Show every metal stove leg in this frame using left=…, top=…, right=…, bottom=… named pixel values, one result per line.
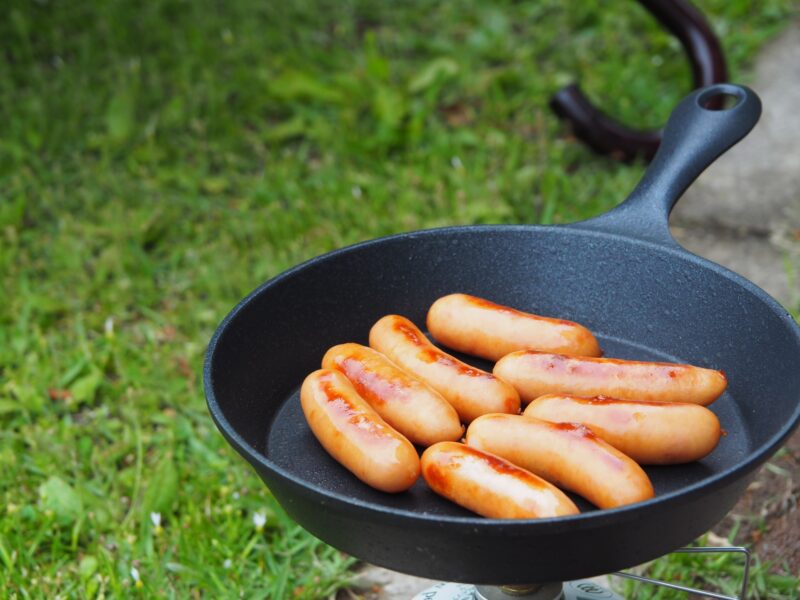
left=612, top=546, right=751, bottom=600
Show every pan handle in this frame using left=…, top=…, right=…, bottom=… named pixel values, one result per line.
left=574, top=83, right=761, bottom=246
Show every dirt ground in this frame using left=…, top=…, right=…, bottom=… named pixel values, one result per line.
left=715, top=429, right=800, bottom=574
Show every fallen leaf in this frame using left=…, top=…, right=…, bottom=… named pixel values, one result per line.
left=48, top=388, right=73, bottom=401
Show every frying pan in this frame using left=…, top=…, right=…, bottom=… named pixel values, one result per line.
left=204, top=84, right=800, bottom=584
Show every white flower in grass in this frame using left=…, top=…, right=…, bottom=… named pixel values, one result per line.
left=104, top=317, right=114, bottom=337
left=130, top=566, right=143, bottom=589
left=150, top=512, right=163, bottom=535
left=351, top=185, right=363, bottom=199
left=451, top=156, right=463, bottom=170
left=223, top=559, right=232, bottom=569
left=252, top=512, right=267, bottom=533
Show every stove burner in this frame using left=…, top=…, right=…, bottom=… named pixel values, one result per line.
left=413, top=579, right=623, bottom=600
left=475, top=582, right=564, bottom=599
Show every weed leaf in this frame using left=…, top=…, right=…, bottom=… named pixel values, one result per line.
left=39, top=476, right=83, bottom=525
left=106, top=89, right=136, bottom=142
left=142, top=456, right=178, bottom=515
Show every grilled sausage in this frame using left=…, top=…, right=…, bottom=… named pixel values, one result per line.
left=524, top=394, right=722, bottom=465
left=427, top=293, right=602, bottom=360
left=322, top=343, right=463, bottom=446
left=300, top=369, right=420, bottom=493
left=369, top=315, right=520, bottom=423
left=493, top=351, right=727, bottom=406
left=466, top=414, right=655, bottom=509
left=420, top=442, right=579, bottom=519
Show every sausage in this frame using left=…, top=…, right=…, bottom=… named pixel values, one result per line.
left=524, top=394, right=722, bottom=465
left=427, top=293, right=602, bottom=360
left=466, top=414, right=654, bottom=509
left=493, top=351, right=727, bottom=406
left=523, top=394, right=722, bottom=465
left=321, top=343, right=463, bottom=446
left=369, top=315, right=520, bottom=423
left=300, top=369, right=420, bottom=493
left=420, top=442, right=579, bottom=519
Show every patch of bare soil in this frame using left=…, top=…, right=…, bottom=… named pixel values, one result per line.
left=714, top=428, right=800, bottom=574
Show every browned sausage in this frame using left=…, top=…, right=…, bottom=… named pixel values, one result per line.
left=524, top=394, right=722, bottom=465
left=300, top=369, right=420, bottom=493
left=321, top=343, right=463, bottom=446
left=420, top=442, right=579, bottom=519
left=369, top=315, right=520, bottom=423
left=427, top=293, right=602, bottom=360
left=466, top=414, right=654, bottom=509
left=493, top=351, right=727, bottom=406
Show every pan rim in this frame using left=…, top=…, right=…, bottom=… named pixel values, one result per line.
left=204, top=223, right=800, bottom=530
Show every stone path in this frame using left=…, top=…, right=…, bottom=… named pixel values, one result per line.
left=672, top=22, right=800, bottom=307
left=345, top=23, right=800, bottom=600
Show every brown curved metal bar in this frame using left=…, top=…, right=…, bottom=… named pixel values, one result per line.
left=550, top=0, right=728, bottom=162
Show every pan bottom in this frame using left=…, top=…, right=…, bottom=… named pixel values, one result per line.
left=264, top=334, right=749, bottom=518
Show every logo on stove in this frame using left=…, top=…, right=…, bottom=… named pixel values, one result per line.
left=565, top=580, right=618, bottom=599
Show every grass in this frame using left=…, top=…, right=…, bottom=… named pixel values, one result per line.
left=0, top=0, right=797, bottom=597
left=614, top=534, right=800, bottom=600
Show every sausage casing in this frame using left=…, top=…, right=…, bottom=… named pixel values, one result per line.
left=420, top=442, right=579, bottom=519
left=466, top=414, right=655, bottom=509
left=369, top=315, right=520, bottom=423
left=427, top=293, right=602, bottom=360
left=524, top=394, right=722, bottom=464
left=300, top=369, right=420, bottom=493
left=493, top=351, right=727, bottom=406
left=321, top=343, right=463, bottom=446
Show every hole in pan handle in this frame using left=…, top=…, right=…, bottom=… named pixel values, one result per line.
left=574, top=83, right=761, bottom=246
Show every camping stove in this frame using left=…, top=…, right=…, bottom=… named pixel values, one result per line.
left=412, top=547, right=751, bottom=600
left=413, top=580, right=622, bottom=600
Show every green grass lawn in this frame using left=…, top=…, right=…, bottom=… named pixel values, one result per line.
left=1, top=1, right=797, bottom=597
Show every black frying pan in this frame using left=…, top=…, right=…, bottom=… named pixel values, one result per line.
left=204, top=84, right=800, bottom=584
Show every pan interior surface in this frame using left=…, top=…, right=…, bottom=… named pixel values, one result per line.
left=265, top=334, right=748, bottom=517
